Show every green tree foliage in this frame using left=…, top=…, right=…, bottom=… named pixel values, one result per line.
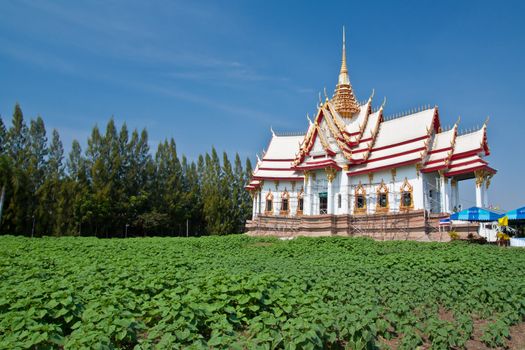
left=0, top=103, right=253, bottom=236
left=0, top=116, right=8, bottom=227
left=4, top=104, right=31, bottom=235
left=37, top=129, right=65, bottom=236
left=0, top=116, right=7, bottom=155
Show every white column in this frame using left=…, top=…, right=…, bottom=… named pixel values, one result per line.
left=439, top=175, right=447, bottom=213
left=444, top=178, right=451, bottom=213
left=341, top=173, right=349, bottom=214
left=273, top=184, right=279, bottom=215
left=413, top=172, right=424, bottom=210
left=327, top=178, right=334, bottom=215
left=483, top=183, right=489, bottom=208
left=252, top=193, right=257, bottom=219
left=258, top=191, right=262, bottom=215
left=450, top=180, right=457, bottom=211
left=481, top=183, right=487, bottom=208
left=291, top=191, right=297, bottom=216
left=304, top=175, right=312, bottom=215
left=475, top=182, right=483, bottom=207
left=368, top=183, right=374, bottom=214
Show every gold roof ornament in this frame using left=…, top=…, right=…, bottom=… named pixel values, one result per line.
left=332, top=26, right=360, bottom=118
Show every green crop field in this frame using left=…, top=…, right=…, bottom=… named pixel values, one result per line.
left=1, top=235, right=525, bottom=349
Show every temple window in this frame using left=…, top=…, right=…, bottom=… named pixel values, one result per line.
left=354, top=182, right=367, bottom=214
left=265, top=191, right=274, bottom=215
left=280, top=190, right=290, bottom=215
left=378, top=193, right=388, bottom=207
left=338, top=194, right=342, bottom=208
left=281, top=198, right=289, bottom=211
left=400, top=178, right=414, bottom=210
left=319, top=193, right=328, bottom=215
left=356, top=195, right=365, bottom=208
left=376, top=180, right=389, bottom=212
left=266, top=199, right=273, bottom=213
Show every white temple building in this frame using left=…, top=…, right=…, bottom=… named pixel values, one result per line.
left=245, top=30, right=495, bottom=239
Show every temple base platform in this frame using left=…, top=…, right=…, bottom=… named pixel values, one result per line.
left=246, top=210, right=480, bottom=242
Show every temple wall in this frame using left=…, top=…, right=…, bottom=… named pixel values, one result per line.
left=246, top=209, right=479, bottom=242
left=258, top=180, right=305, bottom=217
left=347, top=165, right=422, bottom=214
left=254, top=165, right=445, bottom=220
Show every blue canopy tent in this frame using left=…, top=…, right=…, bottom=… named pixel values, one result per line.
left=506, top=206, right=525, bottom=221
left=450, top=206, right=504, bottom=222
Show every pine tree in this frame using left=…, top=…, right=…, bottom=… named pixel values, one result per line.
left=4, top=104, right=30, bottom=235
left=126, top=128, right=151, bottom=236
left=107, top=122, right=128, bottom=236
left=67, top=140, right=85, bottom=181
left=201, top=148, right=226, bottom=235
left=48, top=130, right=64, bottom=176
left=187, top=161, right=202, bottom=235
left=67, top=140, right=88, bottom=236
left=7, top=103, right=29, bottom=168
left=27, top=117, right=49, bottom=235
left=233, top=153, right=246, bottom=233
left=165, top=139, right=183, bottom=235
left=0, top=106, right=256, bottom=237
left=135, top=129, right=153, bottom=204
left=242, top=157, right=254, bottom=226
left=221, top=152, right=235, bottom=234
left=103, top=118, right=126, bottom=236
left=0, top=155, right=12, bottom=232
left=28, top=117, right=48, bottom=187
left=47, top=130, right=65, bottom=235
left=86, top=124, right=110, bottom=236
left=0, top=116, right=6, bottom=155
left=35, top=129, right=64, bottom=235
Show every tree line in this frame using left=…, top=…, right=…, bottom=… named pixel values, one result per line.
left=0, top=103, right=253, bottom=237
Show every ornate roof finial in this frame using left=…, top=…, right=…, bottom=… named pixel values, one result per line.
left=381, top=96, right=387, bottom=109
left=368, top=88, right=375, bottom=103
left=270, top=126, right=275, bottom=136
left=306, top=113, right=312, bottom=125
left=339, top=26, right=349, bottom=85
left=332, top=26, right=360, bottom=118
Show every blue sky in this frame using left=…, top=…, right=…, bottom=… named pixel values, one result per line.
left=0, top=0, right=524, bottom=209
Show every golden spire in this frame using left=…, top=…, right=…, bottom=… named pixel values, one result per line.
left=338, top=26, right=349, bottom=85
left=332, top=26, right=360, bottom=117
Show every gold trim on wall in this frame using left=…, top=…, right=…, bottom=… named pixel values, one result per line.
left=325, top=167, right=337, bottom=183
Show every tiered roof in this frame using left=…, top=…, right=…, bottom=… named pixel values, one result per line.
left=246, top=30, right=495, bottom=190
left=332, top=27, right=360, bottom=117
left=444, top=124, right=493, bottom=178
left=246, top=133, right=304, bottom=190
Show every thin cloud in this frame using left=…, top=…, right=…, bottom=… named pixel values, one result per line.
left=0, top=39, right=78, bottom=75
left=13, top=0, right=243, bottom=72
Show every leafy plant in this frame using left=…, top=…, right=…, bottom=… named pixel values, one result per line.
left=1, top=235, right=524, bottom=349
